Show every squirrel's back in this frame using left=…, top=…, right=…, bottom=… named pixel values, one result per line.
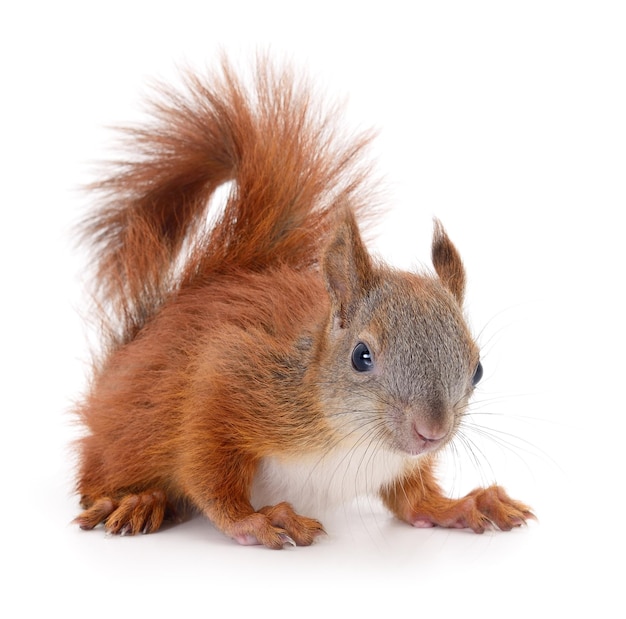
left=81, top=55, right=375, bottom=346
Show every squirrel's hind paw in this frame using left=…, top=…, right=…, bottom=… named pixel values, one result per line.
left=74, top=490, right=172, bottom=535
left=73, top=497, right=116, bottom=531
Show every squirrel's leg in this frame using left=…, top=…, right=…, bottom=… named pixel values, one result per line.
left=381, top=457, right=535, bottom=533
left=184, top=453, right=325, bottom=549
left=74, top=489, right=174, bottom=535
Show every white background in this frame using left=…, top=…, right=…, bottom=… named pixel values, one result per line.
left=2, top=1, right=624, bottom=617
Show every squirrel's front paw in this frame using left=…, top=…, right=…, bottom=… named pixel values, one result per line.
left=229, top=503, right=326, bottom=549
left=409, top=485, right=535, bottom=533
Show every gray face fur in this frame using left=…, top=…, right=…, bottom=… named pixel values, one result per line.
left=321, top=271, right=480, bottom=457
left=319, top=211, right=480, bottom=457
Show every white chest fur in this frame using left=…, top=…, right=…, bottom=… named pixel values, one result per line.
left=251, top=443, right=411, bottom=517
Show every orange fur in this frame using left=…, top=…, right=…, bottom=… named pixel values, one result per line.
left=73, top=56, right=534, bottom=548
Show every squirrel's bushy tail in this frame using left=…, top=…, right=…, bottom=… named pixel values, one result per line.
left=80, top=56, right=375, bottom=345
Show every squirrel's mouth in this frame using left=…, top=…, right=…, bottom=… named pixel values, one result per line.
left=398, top=436, right=446, bottom=458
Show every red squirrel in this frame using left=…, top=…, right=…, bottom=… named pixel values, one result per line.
left=73, top=57, right=534, bottom=548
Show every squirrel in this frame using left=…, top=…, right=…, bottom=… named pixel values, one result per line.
left=73, top=56, right=534, bottom=548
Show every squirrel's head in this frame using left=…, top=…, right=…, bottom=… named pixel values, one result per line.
left=319, top=211, right=482, bottom=457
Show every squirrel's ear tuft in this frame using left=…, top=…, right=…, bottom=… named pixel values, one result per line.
left=431, top=219, right=466, bottom=304
left=322, top=209, right=375, bottom=328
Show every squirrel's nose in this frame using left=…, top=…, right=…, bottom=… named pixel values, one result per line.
left=412, top=421, right=447, bottom=446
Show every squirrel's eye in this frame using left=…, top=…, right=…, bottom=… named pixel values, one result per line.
left=352, top=342, right=373, bottom=372
left=472, top=361, right=483, bottom=387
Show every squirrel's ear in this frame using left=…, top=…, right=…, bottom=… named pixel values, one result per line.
left=322, top=210, right=375, bottom=328
left=431, top=219, right=466, bottom=304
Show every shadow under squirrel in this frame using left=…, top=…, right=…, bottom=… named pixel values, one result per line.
left=73, top=56, right=534, bottom=548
